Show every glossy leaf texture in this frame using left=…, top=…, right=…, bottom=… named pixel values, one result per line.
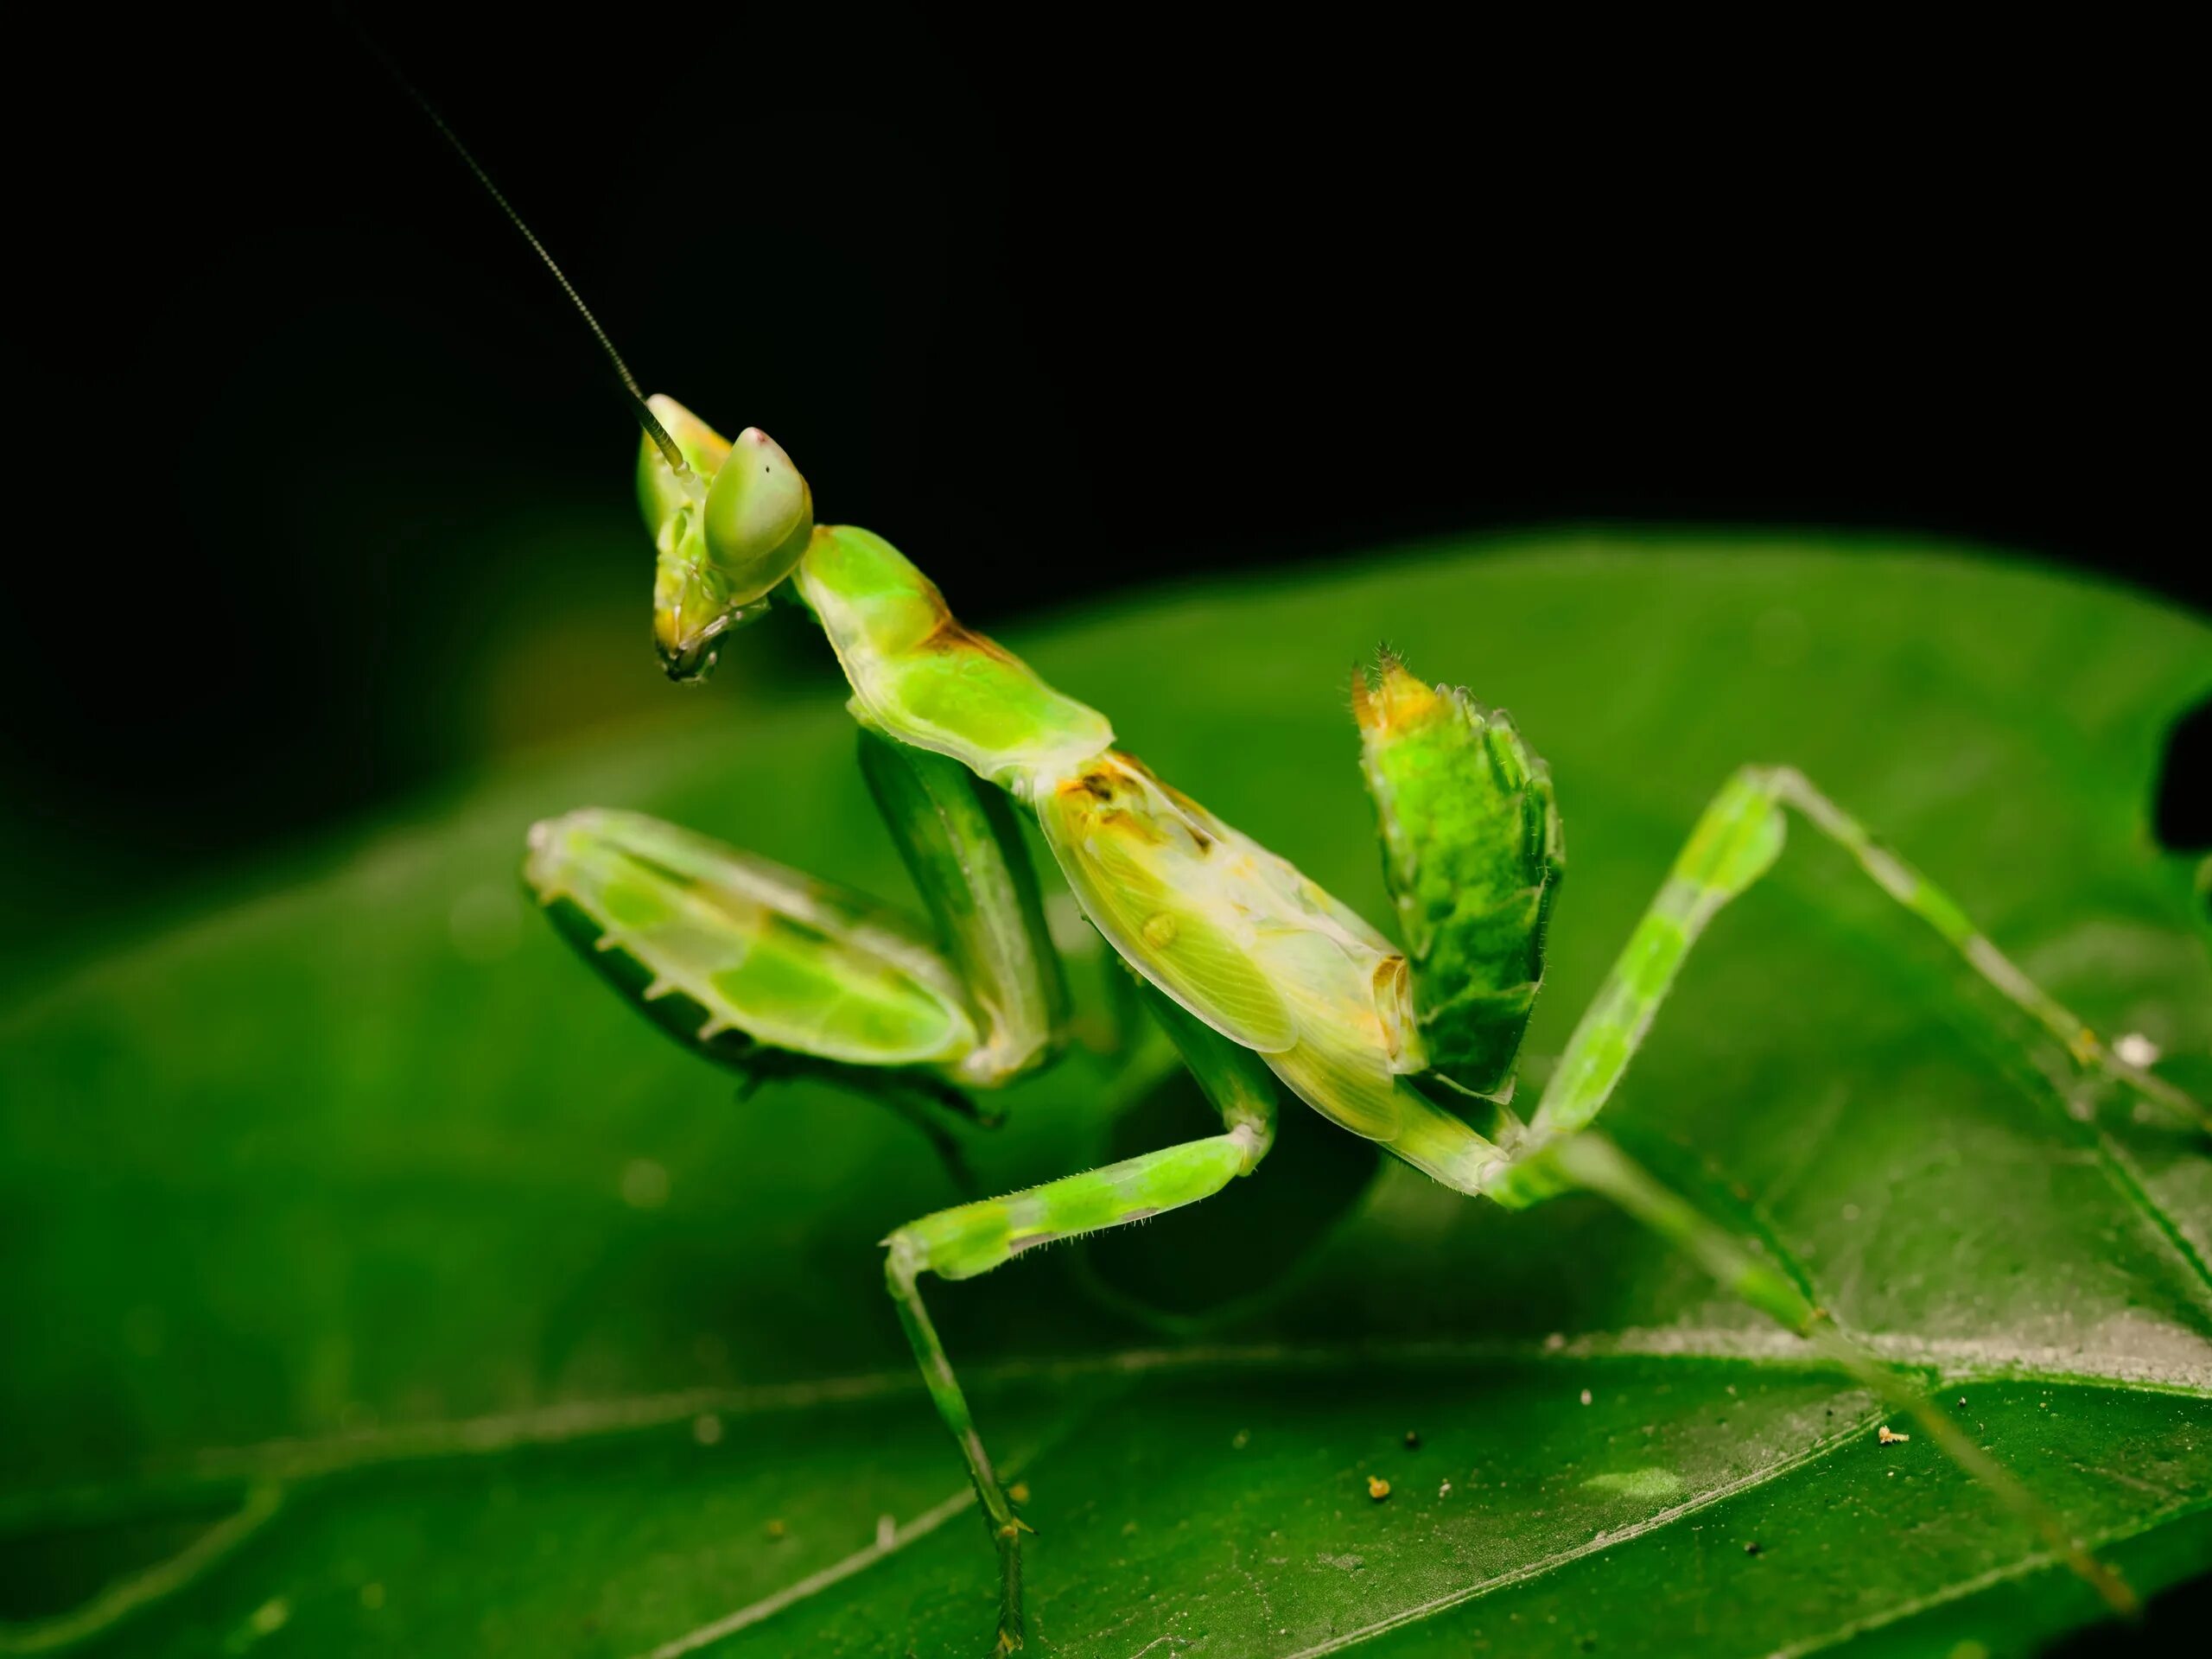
left=2, top=541, right=2207, bottom=1658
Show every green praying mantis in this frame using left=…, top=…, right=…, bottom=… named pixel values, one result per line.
left=392, top=75, right=2209, bottom=1655
left=512, top=403, right=2208, bottom=1648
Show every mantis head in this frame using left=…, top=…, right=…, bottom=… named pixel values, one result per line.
left=359, top=56, right=813, bottom=684
left=636, top=394, right=815, bottom=681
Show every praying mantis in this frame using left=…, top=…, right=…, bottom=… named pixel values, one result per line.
left=383, top=63, right=2209, bottom=1653
left=512, top=391, right=2205, bottom=1650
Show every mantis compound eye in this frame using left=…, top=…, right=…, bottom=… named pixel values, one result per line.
left=703, top=428, right=814, bottom=603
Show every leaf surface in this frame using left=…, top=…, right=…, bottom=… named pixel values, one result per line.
left=3, top=540, right=2207, bottom=1657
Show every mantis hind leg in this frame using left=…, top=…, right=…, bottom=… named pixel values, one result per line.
left=1463, top=764, right=2202, bottom=1613
left=882, top=984, right=1277, bottom=1652
left=1518, top=763, right=2206, bottom=1153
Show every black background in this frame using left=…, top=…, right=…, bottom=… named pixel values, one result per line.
left=0, top=8, right=2205, bottom=1643
left=4, top=4, right=2202, bottom=957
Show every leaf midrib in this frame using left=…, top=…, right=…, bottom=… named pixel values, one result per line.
left=7, top=1330, right=2202, bottom=1539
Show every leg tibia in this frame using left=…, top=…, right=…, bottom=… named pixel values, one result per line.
left=1532, top=767, right=1786, bottom=1140
left=1765, top=768, right=2205, bottom=1131
left=884, top=1246, right=1027, bottom=1650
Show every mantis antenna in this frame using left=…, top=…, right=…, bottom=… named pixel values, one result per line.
left=356, top=25, right=694, bottom=480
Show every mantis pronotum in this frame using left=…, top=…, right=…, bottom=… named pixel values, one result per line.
left=389, top=68, right=2207, bottom=1654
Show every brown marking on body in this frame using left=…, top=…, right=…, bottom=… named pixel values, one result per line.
left=915, top=598, right=1022, bottom=666
left=1127, top=759, right=1229, bottom=849
left=1373, top=955, right=1412, bottom=1061
left=1349, top=665, right=1374, bottom=727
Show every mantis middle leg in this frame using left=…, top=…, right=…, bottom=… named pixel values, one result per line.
left=882, top=988, right=1278, bottom=1653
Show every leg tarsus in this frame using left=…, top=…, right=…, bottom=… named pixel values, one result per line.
left=886, top=1240, right=1028, bottom=1649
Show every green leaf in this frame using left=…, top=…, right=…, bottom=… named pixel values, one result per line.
left=2, top=539, right=2207, bottom=1658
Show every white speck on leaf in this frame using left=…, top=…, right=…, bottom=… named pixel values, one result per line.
left=2113, top=1031, right=2160, bottom=1066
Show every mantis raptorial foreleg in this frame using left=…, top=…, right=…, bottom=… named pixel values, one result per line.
left=884, top=987, right=1279, bottom=1651
left=524, top=732, right=1071, bottom=1166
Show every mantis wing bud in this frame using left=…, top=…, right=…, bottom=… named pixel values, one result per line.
left=1354, top=653, right=1566, bottom=1101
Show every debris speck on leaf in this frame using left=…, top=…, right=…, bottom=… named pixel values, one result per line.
left=1367, top=1475, right=1391, bottom=1501
left=1440, top=1479, right=1453, bottom=1497
left=2114, top=1031, right=2161, bottom=1066
left=238, top=1598, right=290, bottom=1643
left=1580, top=1388, right=1593, bottom=1406
left=1878, top=1425, right=1910, bottom=1445
left=620, top=1157, right=671, bottom=1210
left=1583, top=1468, right=1687, bottom=1502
